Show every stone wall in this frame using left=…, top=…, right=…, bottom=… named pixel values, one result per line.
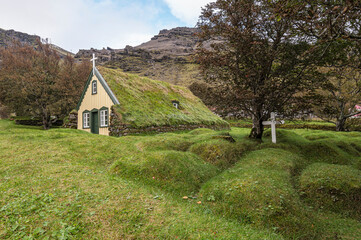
left=63, top=111, right=78, bottom=129
left=109, top=106, right=228, bottom=137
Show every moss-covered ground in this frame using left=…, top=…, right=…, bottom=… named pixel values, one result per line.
left=1, top=120, right=360, bottom=239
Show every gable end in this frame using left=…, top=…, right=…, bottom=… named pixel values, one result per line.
left=76, top=67, right=120, bottom=110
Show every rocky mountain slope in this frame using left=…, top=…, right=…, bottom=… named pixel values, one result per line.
left=0, top=28, right=74, bottom=57
left=75, top=27, right=203, bottom=86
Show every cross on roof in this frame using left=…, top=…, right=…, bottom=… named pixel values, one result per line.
left=262, top=112, right=284, bottom=143
left=90, top=53, right=97, bottom=72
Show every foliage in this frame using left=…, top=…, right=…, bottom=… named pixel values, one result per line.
left=98, top=67, right=228, bottom=128
left=311, top=51, right=361, bottom=131
left=196, top=0, right=322, bottom=139
left=0, top=41, right=90, bottom=129
left=283, top=1, right=361, bottom=41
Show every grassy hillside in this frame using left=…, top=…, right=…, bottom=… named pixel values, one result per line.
left=98, top=67, right=228, bottom=128
left=1, top=120, right=361, bottom=239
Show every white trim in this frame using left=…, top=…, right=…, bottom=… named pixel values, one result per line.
left=92, top=81, right=97, bottom=94
left=100, top=109, right=108, bottom=127
left=83, top=112, right=90, bottom=128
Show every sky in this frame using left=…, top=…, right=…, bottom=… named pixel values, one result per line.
left=0, top=0, right=212, bottom=53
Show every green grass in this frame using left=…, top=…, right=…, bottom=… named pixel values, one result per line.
left=99, top=67, right=228, bottom=128
left=1, top=120, right=361, bottom=239
left=299, top=163, right=361, bottom=217
left=0, top=120, right=279, bottom=239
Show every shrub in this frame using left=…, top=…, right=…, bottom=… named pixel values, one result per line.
left=299, top=163, right=361, bottom=217
left=110, top=150, right=219, bottom=194
left=346, top=118, right=361, bottom=131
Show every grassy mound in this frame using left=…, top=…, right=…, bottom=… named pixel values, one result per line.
left=189, top=139, right=252, bottom=169
left=110, top=150, right=219, bottom=195
left=3, top=120, right=361, bottom=239
left=98, top=67, right=228, bottom=129
left=299, top=163, right=361, bottom=217
left=263, top=129, right=361, bottom=170
left=199, top=148, right=316, bottom=238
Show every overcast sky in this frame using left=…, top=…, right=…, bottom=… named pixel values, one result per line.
left=0, top=0, right=212, bottom=53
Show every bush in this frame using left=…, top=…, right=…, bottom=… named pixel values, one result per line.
left=13, top=116, right=42, bottom=126
left=110, top=150, right=219, bottom=194
left=346, top=118, right=361, bottom=131
left=299, top=163, right=361, bottom=217
left=199, top=149, right=316, bottom=238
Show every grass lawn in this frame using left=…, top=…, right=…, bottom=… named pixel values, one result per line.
left=0, top=120, right=360, bottom=239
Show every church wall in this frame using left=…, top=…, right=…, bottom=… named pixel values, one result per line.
left=77, top=74, right=114, bottom=135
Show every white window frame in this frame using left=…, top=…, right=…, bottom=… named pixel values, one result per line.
left=83, top=112, right=90, bottom=128
left=100, top=109, right=108, bottom=127
left=92, top=80, right=97, bottom=94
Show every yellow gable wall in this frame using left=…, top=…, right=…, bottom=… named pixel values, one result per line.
left=77, top=74, right=114, bottom=135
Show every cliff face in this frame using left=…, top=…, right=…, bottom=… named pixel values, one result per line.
left=0, top=28, right=74, bottom=57
left=74, top=27, right=203, bottom=86
left=0, top=28, right=40, bottom=47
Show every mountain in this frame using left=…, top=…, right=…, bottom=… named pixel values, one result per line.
left=0, top=28, right=74, bottom=57
left=75, top=27, right=203, bottom=86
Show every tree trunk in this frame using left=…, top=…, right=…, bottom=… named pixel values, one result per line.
left=336, top=117, right=346, bottom=131
left=41, top=109, right=51, bottom=130
left=249, top=116, right=264, bottom=139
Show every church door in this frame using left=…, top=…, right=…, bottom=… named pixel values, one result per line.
left=91, top=111, right=99, bottom=134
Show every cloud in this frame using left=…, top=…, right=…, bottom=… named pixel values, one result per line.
left=163, top=0, right=212, bottom=25
left=0, top=0, right=173, bottom=52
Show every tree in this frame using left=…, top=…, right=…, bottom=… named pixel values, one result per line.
left=196, top=0, right=320, bottom=139
left=285, top=1, right=361, bottom=131
left=315, top=66, right=361, bottom=131
left=0, top=41, right=90, bottom=129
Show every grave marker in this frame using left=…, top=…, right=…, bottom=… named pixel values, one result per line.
left=262, top=112, right=284, bottom=143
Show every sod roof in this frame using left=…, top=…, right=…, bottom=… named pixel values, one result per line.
left=97, top=67, right=228, bottom=128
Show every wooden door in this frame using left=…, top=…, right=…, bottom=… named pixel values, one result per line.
left=91, top=111, right=99, bottom=134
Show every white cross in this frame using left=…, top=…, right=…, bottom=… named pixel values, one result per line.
left=262, top=112, right=284, bottom=143
left=90, top=53, right=97, bottom=72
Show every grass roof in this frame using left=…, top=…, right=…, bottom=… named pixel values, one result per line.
left=98, top=67, right=228, bottom=128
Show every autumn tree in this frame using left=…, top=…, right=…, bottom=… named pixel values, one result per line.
left=0, top=41, right=90, bottom=129
left=312, top=41, right=361, bottom=131
left=287, top=1, right=361, bottom=131
left=196, top=0, right=320, bottom=139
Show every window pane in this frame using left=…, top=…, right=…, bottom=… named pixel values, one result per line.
left=84, top=112, right=89, bottom=128
left=105, top=110, right=108, bottom=125
left=92, top=81, right=97, bottom=94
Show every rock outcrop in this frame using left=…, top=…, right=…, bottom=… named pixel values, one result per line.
left=0, top=28, right=74, bottom=57
left=0, top=28, right=40, bottom=47
left=74, top=27, right=202, bottom=86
